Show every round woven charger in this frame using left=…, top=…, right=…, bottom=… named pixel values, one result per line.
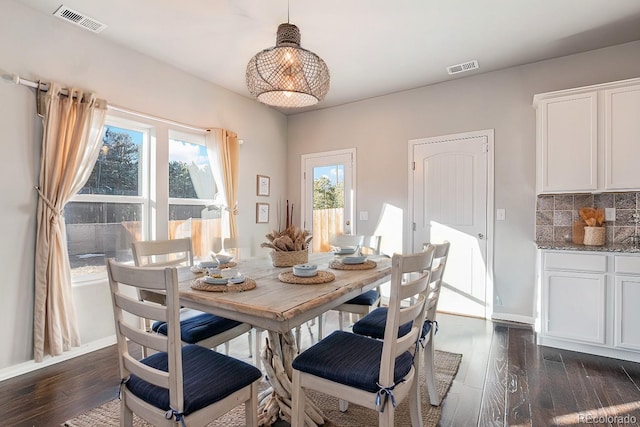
left=278, top=270, right=335, bottom=285
left=191, top=277, right=256, bottom=292
left=329, top=259, right=377, bottom=270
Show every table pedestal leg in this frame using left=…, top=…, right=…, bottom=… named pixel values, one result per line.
left=257, top=330, right=326, bottom=426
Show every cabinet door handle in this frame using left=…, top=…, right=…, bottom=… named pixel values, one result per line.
left=478, top=233, right=484, bottom=240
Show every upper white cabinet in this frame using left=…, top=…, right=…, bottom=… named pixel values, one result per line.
left=604, top=85, right=640, bottom=190
left=534, top=78, right=640, bottom=194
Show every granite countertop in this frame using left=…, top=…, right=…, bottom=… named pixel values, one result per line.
left=535, top=241, right=640, bottom=253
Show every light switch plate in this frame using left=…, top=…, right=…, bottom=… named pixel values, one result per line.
left=605, top=208, right=616, bottom=221
left=496, top=209, right=506, bottom=221
left=359, top=211, right=368, bottom=221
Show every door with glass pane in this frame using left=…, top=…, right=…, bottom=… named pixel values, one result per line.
left=302, top=149, right=355, bottom=253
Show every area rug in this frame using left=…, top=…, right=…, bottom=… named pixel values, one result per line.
left=63, top=350, right=461, bottom=427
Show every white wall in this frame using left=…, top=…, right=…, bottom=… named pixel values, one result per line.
left=287, top=40, right=640, bottom=323
left=0, top=1, right=287, bottom=370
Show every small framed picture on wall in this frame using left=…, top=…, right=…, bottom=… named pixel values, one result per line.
left=257, top=175, right=270, bottom=196
left=256, top=203, right=270, bottom=223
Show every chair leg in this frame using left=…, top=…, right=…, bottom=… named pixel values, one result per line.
left=378, top=401, right=396, bottom=427
left=409, top=372, right=423, bottom=427
left=224, top=341, right=230, bottom=355
left=245, top=381, right=259, bottom=427
left=291, top=370, right=306, bottom=427
left=121, top=397, right=133, bottom=427
left=295, top=326, right=302, bottom=351
left=424, top=333, right=439, bottom=406
left=338, top=311, right=345, bottom=331
left=248, top=330, right=253, bottom=358
left=254, top=329, right=263, bottom=371
left=317, top=314, right=324, bottom=339
left=339, top=399, right=349, bottom=412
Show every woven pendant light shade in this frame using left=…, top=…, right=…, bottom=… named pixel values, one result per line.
left=246, top=23, right=330, bottom=108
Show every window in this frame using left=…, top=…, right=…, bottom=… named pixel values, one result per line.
left=168, top=130, right=222, bottom=257
left=65, top=114, right=220, bottom=282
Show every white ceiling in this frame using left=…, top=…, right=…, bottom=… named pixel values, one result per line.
left=16, top=0, right=640, bottom=114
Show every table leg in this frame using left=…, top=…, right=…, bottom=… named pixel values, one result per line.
left=258, top=330, right=326, bottom=426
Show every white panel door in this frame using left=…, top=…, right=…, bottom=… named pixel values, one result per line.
left=412, top=134, right=488, bottom=318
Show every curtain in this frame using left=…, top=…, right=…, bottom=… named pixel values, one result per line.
left=33, top=84, right=107, bottom=362
left=205, top=129, right=239, bottom=240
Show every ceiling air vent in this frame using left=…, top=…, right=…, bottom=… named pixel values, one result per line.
left=53, top=5, right=107, bottom=33
left=446, top=60, right=479, bottom=76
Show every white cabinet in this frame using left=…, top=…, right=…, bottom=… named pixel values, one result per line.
left=538, top=250, right=640, bottom=362
left=604, top=85, right=640, bottom=190
left=614, top=255, right=640, bottom=351
left=536, top=92, right=598, bottom=193
left=534, top=78, right=640, bottom=194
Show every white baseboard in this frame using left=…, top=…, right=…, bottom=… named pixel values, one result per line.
left=0, top=335, right=116, bottom=382
left=491, top=312, right=535, bottom=325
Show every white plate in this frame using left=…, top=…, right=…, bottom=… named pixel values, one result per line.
left=199, top=261, right=219, bottom=269
left=229, top=275, right=246, bottom=284
left=202, top=276, right=228, bottom=285
left=342, top=256, right=367, bottom=265
left=334, top=247, right=357, bottom=255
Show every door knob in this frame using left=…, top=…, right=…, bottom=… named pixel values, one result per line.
left=478, top=233, right=484, bottom=239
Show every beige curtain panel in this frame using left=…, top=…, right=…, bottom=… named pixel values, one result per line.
left=206, top=128, right=240, bottom=240
left=33, top=83, right=107, bottom=362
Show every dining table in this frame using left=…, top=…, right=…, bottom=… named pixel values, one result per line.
left=177, top=252, right=392, bottom=426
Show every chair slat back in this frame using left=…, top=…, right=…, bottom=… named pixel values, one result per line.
left=422, top=241, right=450, bottom=322
left=107, top=259, right=184, bottom=410
left=379, top=247, right=434, bottom=387
left=132, top=238, right=194, bottom=268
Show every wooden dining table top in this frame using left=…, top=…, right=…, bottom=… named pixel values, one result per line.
left=177, top=252, right=392, bottom=333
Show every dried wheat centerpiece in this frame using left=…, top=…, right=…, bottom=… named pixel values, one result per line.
left=261, top=225, right=313, bottom=267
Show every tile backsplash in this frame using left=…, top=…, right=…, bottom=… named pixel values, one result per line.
left=535, top=192, right=640, bottom=244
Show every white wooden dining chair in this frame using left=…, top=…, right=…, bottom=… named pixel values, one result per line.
left=291, top=247, right=435, bottom=427
left=132, top=238, right=252, bottom=358
left=106, top=259, right=261, bottom=427
left=299, top=233, right=366, bottom=342
left=334, top=235, right=383, bottom=330
left=352, top=241, right=450, bottom=406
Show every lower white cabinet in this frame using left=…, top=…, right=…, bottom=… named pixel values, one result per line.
left=538, top=250, right=640, bottom=362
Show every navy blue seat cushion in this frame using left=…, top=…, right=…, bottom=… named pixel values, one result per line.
left=343, top=289, right=380, bottom=306
left=292, top=331, right=413, bottom=393
left=126, top=344, right=262, bottom=415
left=352, top=307, right=433, bottom=339
left=152, top=312, right=243, bottom=344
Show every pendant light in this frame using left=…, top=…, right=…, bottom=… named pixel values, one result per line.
left=246, top=8, right=330, bottom=108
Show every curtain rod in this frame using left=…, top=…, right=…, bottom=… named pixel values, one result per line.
left=8, top=73, right=210, bottom=133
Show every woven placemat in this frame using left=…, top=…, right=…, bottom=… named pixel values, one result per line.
left=329, top=259, right=377, bottom=270
left=278, top=270, right=335, bottom=284
left=218, top=261, right=237, bottom=269
left=191, top=277, right=256, bottom=292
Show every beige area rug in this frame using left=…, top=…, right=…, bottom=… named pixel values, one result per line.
left=63, top=350, right=461, bottom=427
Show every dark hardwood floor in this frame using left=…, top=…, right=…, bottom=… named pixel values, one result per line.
left=2, top=313, right=640, bottom=426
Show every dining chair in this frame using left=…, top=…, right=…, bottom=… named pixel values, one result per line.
left=106, top=259, right=262, bottom=427
left=132, top=238, right=252, bottom=358
left=298, top=233, right=367, bottom=342
left=334, top=235, right=383, bottom=331
left=352, top=241, right=450, bottom=406
left=218, top=237, right=266, bottom=370
left=291, top=247, right=435, bottom=427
